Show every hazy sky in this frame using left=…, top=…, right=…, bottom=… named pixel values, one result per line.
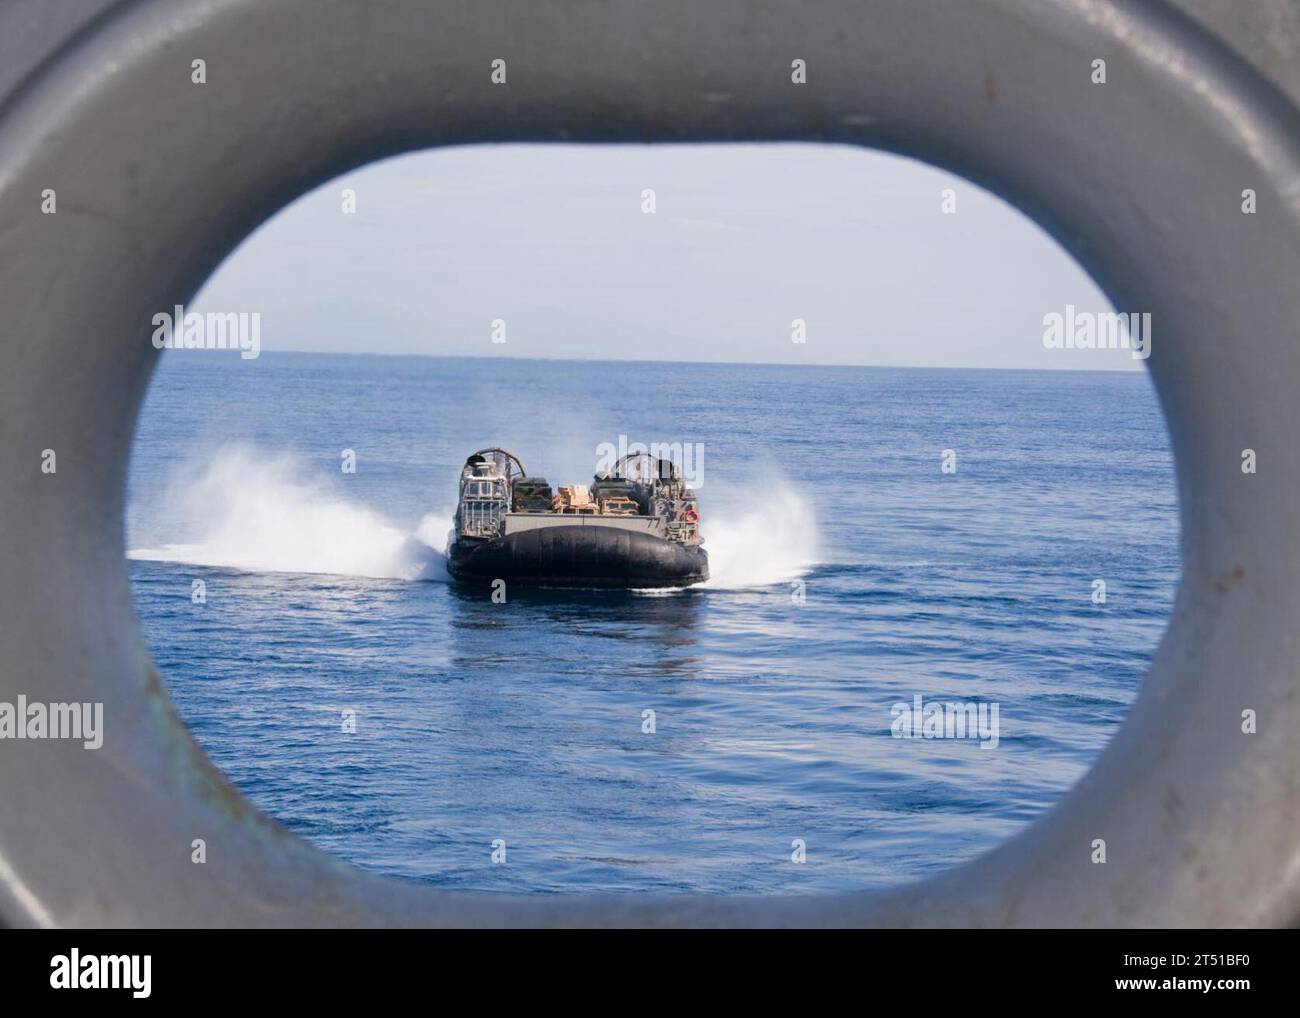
left=193, top=142, right=1136, bottom=371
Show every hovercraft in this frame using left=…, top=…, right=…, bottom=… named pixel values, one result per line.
left=446, top=448, right=708, bottom=588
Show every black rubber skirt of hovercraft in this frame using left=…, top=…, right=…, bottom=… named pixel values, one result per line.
left=447, top=525, right=709, bottom=588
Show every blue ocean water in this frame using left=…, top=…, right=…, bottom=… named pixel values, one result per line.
left=126, top=352, right=1179, bottom=893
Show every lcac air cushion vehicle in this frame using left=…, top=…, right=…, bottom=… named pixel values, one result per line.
left=446, top=448, right=708, bottom=588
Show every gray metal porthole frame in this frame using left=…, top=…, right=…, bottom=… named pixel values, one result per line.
left=0, top=0, right=1298, bottom=928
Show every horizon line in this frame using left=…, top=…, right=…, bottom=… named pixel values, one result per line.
left=178, top=347, right=1148, bottom=376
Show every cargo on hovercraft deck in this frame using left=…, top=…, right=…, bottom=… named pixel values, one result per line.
left=446, top=447, right=708, bottom=588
